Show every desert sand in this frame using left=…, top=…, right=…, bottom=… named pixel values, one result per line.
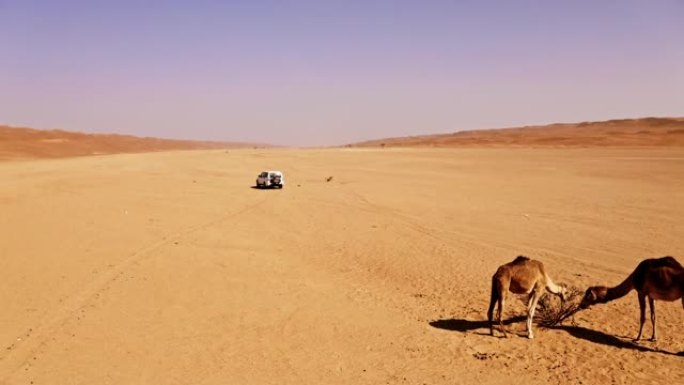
left=1, top=144, right=683, bottom=384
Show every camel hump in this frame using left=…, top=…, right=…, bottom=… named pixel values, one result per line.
left=637, top=256, right=683, bottom=272
left=633, top=256, right=684, bottom=290
left=656, top=256, right=683, bottom=269
left=512, top=255, right=530, bottom=264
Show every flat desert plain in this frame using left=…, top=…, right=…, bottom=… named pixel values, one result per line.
left=1, top=147, right=683, bottom=384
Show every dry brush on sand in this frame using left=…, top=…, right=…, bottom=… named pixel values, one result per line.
left=534, top=287, right=585, bottom=327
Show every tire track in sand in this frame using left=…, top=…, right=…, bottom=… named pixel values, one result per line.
left=0, top=195, right=269, bottom=381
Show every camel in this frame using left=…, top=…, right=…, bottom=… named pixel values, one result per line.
left=487, top=256, right=567, bottom=339
left=580, top=256, right=684, bottom=342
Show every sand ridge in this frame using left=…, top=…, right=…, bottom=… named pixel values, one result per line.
left=351, top=117, right=684, bottom=148
left=0, top=125, right=268, bottom=160
left=3, top=117, right=684, bottom=162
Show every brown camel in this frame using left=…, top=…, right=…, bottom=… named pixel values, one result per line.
left=487, top=256, right=567, bottom=339
left=580, top=256, right=684, bottom=342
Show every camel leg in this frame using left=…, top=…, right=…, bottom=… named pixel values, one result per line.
left=527, top=290, right=542, bottom=339
left=525, top=292, right=535, bottom=337
left=487, top=298, right=496, bottom=336
left=497, top=293, right=507, bottom=338
left=487, top=279, right=498, bottom=337
left=648, top=297, right=657, bottom=342
left=635, top=292, right=646, bottom=342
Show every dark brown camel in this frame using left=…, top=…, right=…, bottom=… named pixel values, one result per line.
left=580, top=256, right=684, bottom=342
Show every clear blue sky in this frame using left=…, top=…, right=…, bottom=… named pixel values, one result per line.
left=1, top=1, right=683, bottom=146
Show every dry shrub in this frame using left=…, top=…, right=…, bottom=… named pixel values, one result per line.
left=535, top=287, right=584, bottom=327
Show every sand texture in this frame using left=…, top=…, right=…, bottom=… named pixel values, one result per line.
left=1, top=146, right=683, bottom=384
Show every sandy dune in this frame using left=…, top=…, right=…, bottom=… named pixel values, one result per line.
left=1, top=147, right=683, bottom=384
left=0, top=125, right=262, bottom=160
left=352, top=117, right=684, bottom=147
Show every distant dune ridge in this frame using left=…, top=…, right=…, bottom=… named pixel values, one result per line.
left=351, top=117, right=684, bottom=148
left=2, top=117, right=684, bottom=160
left=0, top=125, right=268, bottom=160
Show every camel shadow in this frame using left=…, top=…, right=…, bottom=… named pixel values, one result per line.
left=429, top=316, right=526, bottom=335
left=430, top=318, right=683, bottom=356
left=551, top=325, right=683, bottom=356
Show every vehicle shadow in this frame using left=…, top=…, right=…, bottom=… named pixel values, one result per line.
left=429, top=315, right=526, bottom=335
left=550, top=325, right=684, bottom=356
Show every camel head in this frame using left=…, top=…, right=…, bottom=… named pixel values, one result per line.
left=580, top=286, right=608, bottom=308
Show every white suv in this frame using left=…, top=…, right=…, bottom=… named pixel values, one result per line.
left=256, top=171, right=284, bottom=189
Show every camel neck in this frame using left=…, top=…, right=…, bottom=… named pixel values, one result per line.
left=604, top=275, right=634, bottom=302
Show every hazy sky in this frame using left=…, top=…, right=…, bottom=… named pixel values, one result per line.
left=1, top=1, right=683, bottom=146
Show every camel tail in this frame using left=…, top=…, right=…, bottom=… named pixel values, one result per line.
left=487, top=276, right=498, bottom=322
left=486, top=276, right=499, bottom=336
